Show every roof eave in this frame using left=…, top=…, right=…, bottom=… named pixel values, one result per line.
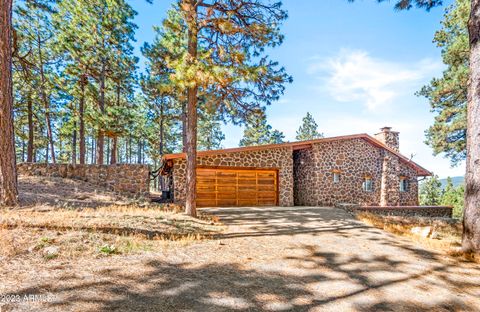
left=162, top=133, right=432, bottom=177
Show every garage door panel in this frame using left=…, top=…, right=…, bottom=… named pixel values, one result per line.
left=258, top=199, right=276, bottom=206
left=257, top=179, right=275, bottom=185
left=216, top=178, right=237, bottom=185
left=238, top=200, right=257, bottom=206
left=257, top=192, right=276, bottom=198
left=197, top=170, right=216, bottom=176
left=217, top=185, right=237, bottom=192
left=217, top=171, right=236, bottom=178
left=237, top=191, right=257, bottom=199
left=197, top=192, right=216, bottom=200
left=258, top=185, right=276, bottom=192
left=217, top=192, right=237, bottom=199
left=238, top=178, right=256, bottom=185
left=258, top=172, right=275, bottom=178
left=196, top=168, right=278, bottom=207
left=238, top=172, right=256, bottom=179
left=197, top=184, right=216, bottom=191
left=217, top=199, right=237, bottom=206
left=197, top=178, right=216, bottom=185
left=238, top=185, right=256, bottom=192
left=197, top=200, right=216, bottom=207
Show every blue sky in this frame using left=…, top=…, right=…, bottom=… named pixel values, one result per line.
left=129, top=0, right=463, bottom=178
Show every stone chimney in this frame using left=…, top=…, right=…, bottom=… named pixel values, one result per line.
left=374, top=127, right=399, bottom=152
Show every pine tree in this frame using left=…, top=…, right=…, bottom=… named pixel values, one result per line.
left=160, top=0, right=291, bottom=216
left=271, top=130, right=286, bottom=145
left=197, top=108, right=225, bottom=151
left=441, top=177, right=465, bottom=218
left=454, top=184, right=465, bottom=218
left=0, top=0, right=18, bottom=206
left=53, top=0, right=95, bottom=164
left=419, top=175, right=443, bottom=206
left=12, top=4, right=38, bottom=163
left=417, top=0, right=469, bottom=166
left=295, top=112, right=323, bottom=141
left=54, top=0, right=138, bottom=165
left=239, top=112, right=285, bottom=147
left=141, top=10, right=185, bottom=159
left=13, top=0, right=59, bottom=164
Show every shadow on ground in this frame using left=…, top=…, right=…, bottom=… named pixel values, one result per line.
left=210, top=206, right=372, bottom=239
left=4, top=207, right=480, bottom=311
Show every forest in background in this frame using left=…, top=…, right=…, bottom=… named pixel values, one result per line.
left=11, top=0, right=327, bottom=171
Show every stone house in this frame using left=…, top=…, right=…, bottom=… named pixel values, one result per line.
left=161, top=127, right=431, bottom=208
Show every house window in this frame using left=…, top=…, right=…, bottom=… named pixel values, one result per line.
left=363, top=176, right=373, bottom=192
left=400, top=177, right=409, bottom=192
left=333, top=172, right=340, bottom=183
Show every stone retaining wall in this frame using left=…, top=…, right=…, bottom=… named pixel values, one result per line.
left=337, top=203, right=453, bottom=218
left=17, top=163, right=150, bottom=197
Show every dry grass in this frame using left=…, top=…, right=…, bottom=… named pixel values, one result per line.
left=356, top=212, right=480, bottom=263
left=0, top=204, right=224, bottom=261
left=17, top=175, right=136, bottom=208
left=0, top=175, right=225, bottom=262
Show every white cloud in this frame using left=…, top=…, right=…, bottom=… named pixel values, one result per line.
left=308, top=49, right=442, bottom=111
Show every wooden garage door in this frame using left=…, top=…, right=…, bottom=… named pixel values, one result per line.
left=196, top=168, right=278, bottom=207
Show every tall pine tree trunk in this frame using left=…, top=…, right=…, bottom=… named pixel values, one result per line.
left=110, top=137, right=117, bottom=164
left=106, top=137, right=110, bottom=165
left=185, top=0, right=198, bottom=217
left=71, top=100, right=77, bottom=164
left=91, top=137, right=95, bottom=164
left=125, top=139, right=128, bottom=163
left=27, top=95, right=34, bottom=162
left=0, top=0, right=18, bottom=206
left=21, top=126, right=25, bottom=162
left=463, top=0, right=480, bottom=253
left=72, top=121, right=77, bottom=164
left=96, top=62, right=106, bottom=165
left=159, top=101, right=165, bottom=190
left=137, top=139, right=142, bottom=164
left=110, top=83, right=120, bottom=165
left=44, top=143, right=48, bottom=163
left=182, top=100, right=187, bottom=152
left=79, top=74, right=86, bottom=164
left=128, top=136, right=132, bottom=163
left=37, top=29, right=55, bottom=164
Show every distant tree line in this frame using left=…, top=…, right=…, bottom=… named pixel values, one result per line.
left=420, top=176, right=465, bottom=218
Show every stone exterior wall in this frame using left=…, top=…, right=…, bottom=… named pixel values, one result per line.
left=17, top=163, right=150, bottom=197
left=398, top=161, right=419, bottom=206
left=293, top=138, right=419, bottom=207
left=171, top=147, right=294, bottom=206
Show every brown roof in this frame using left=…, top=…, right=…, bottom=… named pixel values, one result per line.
left=162, top=133, right=432, bottom=176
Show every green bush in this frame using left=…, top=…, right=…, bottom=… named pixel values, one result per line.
left=99, top=244, right=117, bottom=255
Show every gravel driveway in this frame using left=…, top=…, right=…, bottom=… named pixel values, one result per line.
left=3, top=206, right=480, bottom=311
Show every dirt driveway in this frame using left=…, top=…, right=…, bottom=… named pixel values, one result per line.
left=2, top=206, right=480, bottom=311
